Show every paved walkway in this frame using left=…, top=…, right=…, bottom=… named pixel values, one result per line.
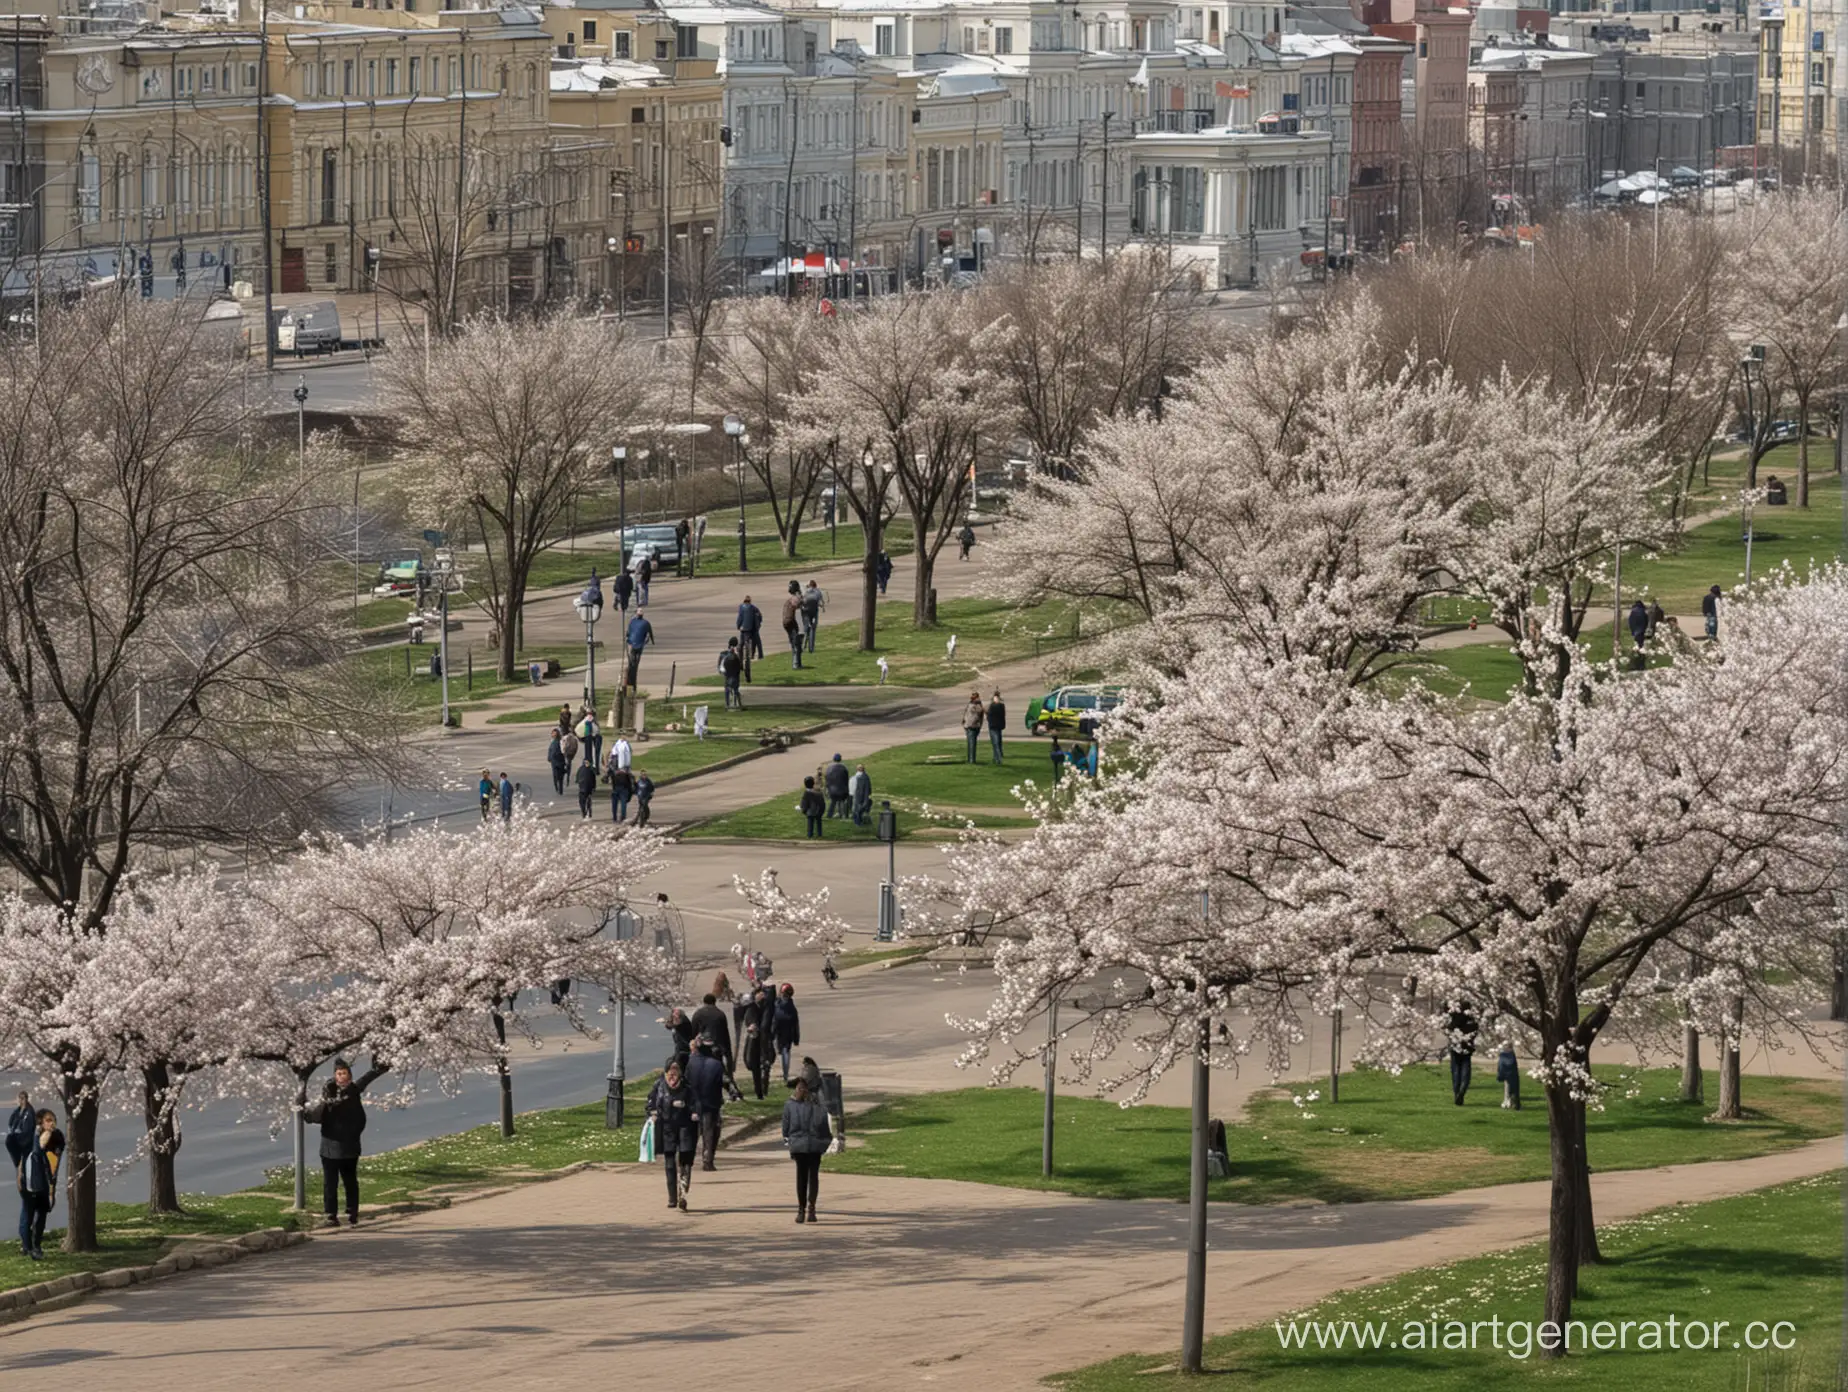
left=1, top=1139, right=1837, bottom=1390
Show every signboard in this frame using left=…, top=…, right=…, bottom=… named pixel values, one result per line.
left=1216, top=81, right=1251, bottom=98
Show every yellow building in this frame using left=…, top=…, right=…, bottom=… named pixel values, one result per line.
left=1759, top=3, right=1840, bottom=179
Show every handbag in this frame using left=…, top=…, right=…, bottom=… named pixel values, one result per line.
left=638, top=1116, right=656, bottom=1164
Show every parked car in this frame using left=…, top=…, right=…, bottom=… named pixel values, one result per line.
left=620, top=523, right=682, bottom=567
left=1769, top=420, right=1802, bottom=443
left=1024, top=684, right=1124, bottom=738
left=271, top=300, right=344, bottom=355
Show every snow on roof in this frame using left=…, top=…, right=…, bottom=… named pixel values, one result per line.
left=551, top=58, right=666, bottom=89
left=1279, top=31, right=1360, bottom=57
left=659, top=3, right=780, bottom=22
left=924, top=70, right=1007, bottom=95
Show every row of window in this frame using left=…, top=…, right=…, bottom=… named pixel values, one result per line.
left=299, top=51, right=504, bottom=100
left=136, top=60, right=260, bottom=102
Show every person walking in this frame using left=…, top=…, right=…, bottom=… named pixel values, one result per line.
left=1446, top=1005, right=1478, bottom=1106
left=962, top=692, right=986, bottom=763
left=611, top=733, right=633, bottom=777
left=646, top=1061, right=700, bottom=1211
left=801, top=580, right=826, bottom=653
left=1646, top=598, right=1665, bottom=643
left=615, top=567, right=635, bottom=619
left=1496, top=1042, right=1522, bottom=1110
left=823, top=754, right=851, bottom=819
left=633, top=771, right=655, bottom=827
left=781, top=582, right=806, bottom=669
left=957, top=523, right=976, bottom=560
left=664, top=1007, right=697, bottom=1068
left=1626, top=598, right=1649, bottom=651
left=546, top=732, right=568, bottom=796
left=690, top=993, right=735, bottom=1077
left=736, top=594, right=764, bottom=673
left=782, top=1076, right=833, bottom=1223
left=721, top=640, right=745, bottom=710
left=849, top=764, right=873, bottom=826
left=799, top=777, right=825, bottom=838
left=742, top=988, right=775, bottom=1098
left=576, top=706, right=603, bottom=773
left=985, top=691, right=1006, bottom=764
left=634, top=551, right=655, bottom=608
left=575, top=758, right=598, bottom=818
left=685, top=1037, right=727, bottom=1171
left=875, top=551, right=892, bottom=596
left=608, top=764, right=635, bottom=823
left=625, top=610, right=654, bottom=688
left=773, top=982, right=801, bottom=1084
left=15, top=1107, right=62, bottom=1259
left=302, top=1060, right=370, bottom=1227
left=5, top=1090, right=32, bottom=1173
left=497, top=772, right=514, bottom=823
left=1702, top=584, right=1721, bottom=640
left=478, top=769, right=494, bottom=822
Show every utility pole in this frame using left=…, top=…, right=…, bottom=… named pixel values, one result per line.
left=1099, top=110, right=1112, bottom=263
left=1181, top=889, right=1212, bottom=1374
left=258, top=0, right=275, bottom=370
left=781, top=89, right=798, bottom=299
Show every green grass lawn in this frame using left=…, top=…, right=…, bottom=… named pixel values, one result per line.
left=1387, top=626, right=1679, bottom=702
left=689, top=597, right=1092, bottom=690
left=1687, top=442, right=1842, bottom=508
left=0, top=1193, right=304, bottom=1292
left=828, top=1066, right=1840, bottom=1205
left=1612, top=502, right=1844, bottom=614
left=1052, top=1172, right=1842, bottom=1391
left=343, top=595, right=418, bottom=630
left=489, top=701, right=841, bottom=733
left=694, top=519, right=915, bottom=576
left=836, top=943, right=935, bottom=971
left=683, top=737, right=1043, bottom=841
left=352, top=643, right=586, bottom=714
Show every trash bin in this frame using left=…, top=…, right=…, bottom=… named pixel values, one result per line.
left=820, top=1070, right=845, bottom=1153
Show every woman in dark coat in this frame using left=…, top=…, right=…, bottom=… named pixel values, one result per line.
left=647, top=1061, right=701, bottom=1211
left=741, top=990, right=774, bottom=1099
left=772, top=983, right=801, bottom=1084
left=782, top=1076, right=833, bottom=1223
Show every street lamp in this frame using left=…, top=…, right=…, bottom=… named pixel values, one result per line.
left=723, top=413, right=748, bottom=571
left=611, top=445, right=628, bottom=563
left=606, top=905, right=639, bottom=1129
left=574, top=570, right=604, bottom=710
left=292, top=377, right=309, bottom=480
left=875, top=799, right=898, bottom=942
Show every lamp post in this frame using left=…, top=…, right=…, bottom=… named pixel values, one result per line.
left=723, top=413, right=748, bottom=570
left=612, top=445, right=628, bottom=561
left=606, top=905, right=638, bottom=1129
left=875, top=800, right=898, bottom=941
left=574, top=571, right=604, bottom=710
left=292, top=377, right=308, bottom=480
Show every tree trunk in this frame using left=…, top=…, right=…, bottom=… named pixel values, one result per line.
left=1796, top=403, right=1810, bottom=507
left=498, top=513, right=522, bottom=680
left=1713, top=995, right=1744, bottom=1119
left=911, top=522, right=936, bottom=629
left=860, top=511, right=882, bottom=653
left=1678, top=1022, right=1703, bottom=1103
left=59, top=1075, right=100, bottom=1252
left=492, top=1005, right=515, bottom=1138
left=1571, top=1095, right=1601, bottom=1266
left=1542, top=1078, right=1580, bottom=1343
left=143, top=1062, right=183, bottom=1215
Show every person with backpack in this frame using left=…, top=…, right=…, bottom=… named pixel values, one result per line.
left=634, top=771, right=655, bottom=827
left=560, top=725, right=581, bottom=775
left=635, top=551, right=655, bottom=608
left=575, top=706, right=603, bottom=774
left=801, top=580, right=826, bottom=653
left=782, top=1075, right=833, bottom=1223
left=781, top=583, right=805, bottom=669
left=477, top=769, right=494, bottom=822
left=15, top=1106, right=63, bottom=1259
left=958, top=523, right=976, bottom=560
left=546, top=732, right=568, bottom=795
left=736, top=594, right=764, bottom=668
left=875, top=552, right=893, bottom=596
left=799, top=777, right=825, bottom=839
left=575, top=757, right=599, bottom=818
left=773, top=982, right=801, bottom=1084
left=608, top=763, right=636, bottom=823
left=961, top=693, right=986, bottom=763
left=625, top=609, right=654, bottom=688
left=720, top=639, right=745, bottom=710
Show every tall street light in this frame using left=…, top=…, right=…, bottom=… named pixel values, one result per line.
left=292, top=377, right=308, bottom=481
left=574, top=570, right=604, bottom=711
left=606, top=905, right=638, bottom=1130
left=612, top=445, right=628, bottom=561
left=723, top=413, right=748, bottom=571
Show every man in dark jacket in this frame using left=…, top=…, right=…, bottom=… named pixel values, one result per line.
left=302, top=1060, right=369, bottom=1226
left=634, top=771, right=655, bottom=828
left=546, top=733, right=568, bottom=795
left=823, top=754, right=851, bottom=819
left=772, top=984, right=801, bottom=1084
left=575, top=758, right=598, bottom=818
left=985, top=692, right=1007, bottom=764
left=615, top=568, right=635, bottom=617
left=5, top=1090, right=32, bottom=1172
left=736, top=594, right=764, bottom=665
left=689, top=994, right=734, bottom=1075
left=741, top=989, right=775, bottom=1098
left=647, top=1062, right=700, bottom=1210
left=721, top=640, right=745, bottom=710
left=685, top=1039, right=727, bottom=1171
left=1446, top=1007, right=1478, bottom=1106
left=1627, top=598, right=1649, bottom=651
left=626, top=610, right=654, bottom=687
left=1702, top=584, right=1721, bottom=640
left=664, top=1007, right=697, bottom=1068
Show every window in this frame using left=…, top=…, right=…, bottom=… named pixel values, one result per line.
left=343, top=59, right=354, bottom=94
left=632, top=105, right=646, bottom=123
left=875, top=21, right=893, bottom=55
left=245, top=63, right=258, bottom=88
left=655, top=39, right=670, bottom=60
left=325, top=243, right=338, bottom=285
left=386, top=58, right=398, bottom=94
left=612, top=31, right=630, bottom=58
left=366, top=59, right=377, bottom=96
left=177, top=67, right=193, bottom=96
left=200, top=66, right=214, bottom=93
left=78, top=152, right=100, bottom=224
left=676, top=24, right=697, bottom=57
left=1635, top=80, right=1646, bottom=98
left=321, top=148, right=338, bottom=222
left=994, top=25, right=1012, bottom=53
left=409, top=56, right=421, bottom=92
left=303, top=64, right=315, bottom=97
left=583, top=19, right=597, bottom=41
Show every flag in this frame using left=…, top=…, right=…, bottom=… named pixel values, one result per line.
left=1129, top=57, right=1150, bottom=89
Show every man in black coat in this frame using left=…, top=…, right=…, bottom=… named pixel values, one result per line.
left=823, top=755, right=851, bottom=819
left=685, top=1039, right=727, bottom=1171
left=302, top=1060, right=374, bottom=1226
left=1446, top=1007, right=1478, bottom=1106
left=740, top=990, right=775, bottom=1099
left=688, top=993, right=734, bottom=1075
left=664, top=1007, right=697, bottom=1068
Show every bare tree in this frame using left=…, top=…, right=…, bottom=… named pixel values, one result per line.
left=382, top=314, right=662, bottom=681
left=0, top=299, right=407, bottom=1249
left=381, top=131, right=511, bottom=335
left=1725, top=189, right=1848, bottom=505
left=981, top=253, right=1211, bottom=469
left=671, top=228, right=729, bottom=416
left=790, top=294, right=1012, bottom=627
left=706, top=298, right=831, bottom=557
